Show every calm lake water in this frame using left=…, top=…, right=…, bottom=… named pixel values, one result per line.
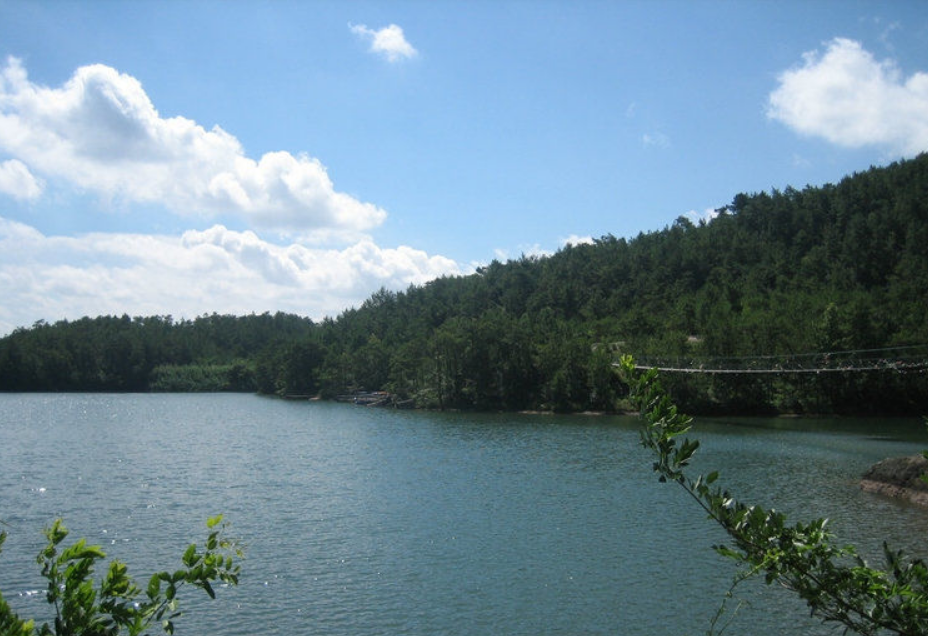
left=1, top=394, right=926, bottom=635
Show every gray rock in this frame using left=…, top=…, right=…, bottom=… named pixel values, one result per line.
left=862, top=455, right=928, bottom=491
left=861, top=455, right=928, bottom=505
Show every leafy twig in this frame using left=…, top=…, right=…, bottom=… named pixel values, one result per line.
left=619, top=355, right=928, bottom=636
left=1, top=515, right=242, bottom=636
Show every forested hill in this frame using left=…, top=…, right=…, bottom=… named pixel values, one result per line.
left=2, top=155, right=927, bottom=414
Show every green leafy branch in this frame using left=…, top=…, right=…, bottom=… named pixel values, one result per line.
left=922, top=417, right=928, bottom=488
left=619, top=354, right=928, bottom=636
left=0, top=515, right=242, bottom=636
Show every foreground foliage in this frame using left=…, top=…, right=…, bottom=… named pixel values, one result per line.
left=620, top=355, right=928, bottom=635
left=0, top=516, right=241, bottom=636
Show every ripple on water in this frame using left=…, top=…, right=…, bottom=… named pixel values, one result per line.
left=0, top=395, right=924, bottom=636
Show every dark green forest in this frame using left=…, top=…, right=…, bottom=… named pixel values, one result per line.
left=2, top=155, right=927, bottom=414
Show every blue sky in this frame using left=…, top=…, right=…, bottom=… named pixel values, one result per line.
left=1, top=0, right=927, bottom=334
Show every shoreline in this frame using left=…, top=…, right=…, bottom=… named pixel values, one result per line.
left=860, top=479, right=928, bottom=507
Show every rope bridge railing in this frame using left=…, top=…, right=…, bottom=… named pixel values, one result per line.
left=625, top=344, right=928, bottom=375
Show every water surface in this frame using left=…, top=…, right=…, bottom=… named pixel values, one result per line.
left=1, top=394, right=925, bottom=635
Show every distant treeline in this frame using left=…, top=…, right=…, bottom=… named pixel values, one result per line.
left=2, top=155, right=928, bottom=414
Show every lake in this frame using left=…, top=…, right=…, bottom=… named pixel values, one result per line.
left=1, top=394, right=926, bottom=635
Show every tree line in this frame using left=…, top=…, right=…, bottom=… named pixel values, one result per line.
left=2, top=154, right=927, bottom=414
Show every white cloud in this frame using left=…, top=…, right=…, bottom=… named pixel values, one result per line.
left=492, top=248, right=510, bottom=262
left=768, top=38, right=928, bottom=156
left=491, top=235, right=593, bottom=264
left=520, top=243, right=550, bottom=258
left=641, top=131, right=670, bottom=148
left=0, top=159, right=43, bottom=199
left=684, top=207, right=719, bottom=225
left=350, top=23, right=418, bottom=62
left=490, top=243, right=549, bottom=263
left=560, top=234, right=594, bottom=247
left=0, top=57, right=387, bottom=234
left=0, top=217, right=461, bottom=335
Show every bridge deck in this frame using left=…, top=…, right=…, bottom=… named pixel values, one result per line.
left=622, top=345, right=928, bottom=375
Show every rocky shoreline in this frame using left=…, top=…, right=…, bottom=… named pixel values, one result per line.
left=861, top=454, right=928, bottom=506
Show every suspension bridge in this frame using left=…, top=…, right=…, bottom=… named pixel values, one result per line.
left=627, top=344, right=928, bottom=375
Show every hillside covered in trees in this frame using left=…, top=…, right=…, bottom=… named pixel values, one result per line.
left=2, top=155, right=927, bottom=414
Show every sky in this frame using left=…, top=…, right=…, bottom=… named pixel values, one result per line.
left=1, top=0, right=927, bottom=335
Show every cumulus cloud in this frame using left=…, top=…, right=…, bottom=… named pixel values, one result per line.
left=560, top=234, right=594, bottom=247
left=350, top=23, right=418, bottom=62
left=492, top=235, right=593, bottom=264
left=0, top=159, right=43, bottom=199
left=0, top=217, right=461, bottom=335
left=768, top=38, right=928, bottom=156
left=0, top=57, right=386, bottom=234
left=684, top=207, right=720, bottom=225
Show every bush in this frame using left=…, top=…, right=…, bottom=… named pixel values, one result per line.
left=0, top=516, right=242, bottom=635
left=620, top=355, right=928, bottom=636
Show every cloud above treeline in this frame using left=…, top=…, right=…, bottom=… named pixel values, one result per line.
left=0, top=56, right=386, bottom=237
left=768, top=38, right=928, bottom=156
left=0, top=217, right=461, bottom=335
left=0, top=55, right=463, bottom=334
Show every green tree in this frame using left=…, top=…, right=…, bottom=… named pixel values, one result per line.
left=620, top=355, right=928, bottom=636
left=3, top=154, right=928, bottom=413
left=0, top=517, right=242, bottom=636
left=279, top=340, right=326, bottom=397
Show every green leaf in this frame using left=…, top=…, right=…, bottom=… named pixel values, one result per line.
left=47, top=519, right=69, bottom=545
left=182, top=544, right=197, bottom=567
left=206, top=515, right=223, bottom=529
left=147, top=573, right=161, bottom=599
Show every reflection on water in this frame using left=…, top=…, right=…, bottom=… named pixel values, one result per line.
left=0, top=394, right=924, bottom=636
